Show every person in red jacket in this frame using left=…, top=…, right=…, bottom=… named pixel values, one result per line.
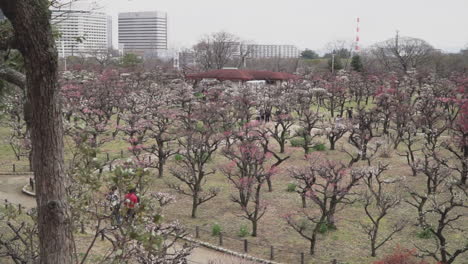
left=124, top=188, right=139, bottom=222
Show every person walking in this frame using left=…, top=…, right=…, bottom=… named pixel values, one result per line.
left=265, top=109, right=271, bottom=122
left=106, top=186, right=121, bottom=226
left=347, top=107, right=353, bottom=119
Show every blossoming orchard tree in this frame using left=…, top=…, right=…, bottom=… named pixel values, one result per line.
left=358, top=163, right=406, bottom=257
left=0, top=86, right=31, bottom=162
left=169, top=87, right=226, bottom=218
left=406, top=149, right=467, bottom=264
left=116, top=74, right=180, bottom=178
left=66, top=141, right=192, bottom=263
left=323, top=75, right=348, bottom=118
left=322, top=118, right=347, bottom=151
left=285, top=154, right=363, bottom=255
left=345, top=107, right=380, bottom=166
left=266, top=83, right=297, bottom=153
left=440, top=77, right=468, bottom=185
left=413, top=86, right=449, bottom=152
left=292, top=81, right=322, bottom=155
left=101, top=162, right=192, bottom=263
left=221, top=120, right=288, bottom=236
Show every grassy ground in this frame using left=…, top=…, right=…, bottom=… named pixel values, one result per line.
left=152, top=140, right=441, bottom=264
left=0, top=119, right=466, bottom=264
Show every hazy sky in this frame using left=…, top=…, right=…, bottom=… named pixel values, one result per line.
left=94, top=0, right=468, bottom=53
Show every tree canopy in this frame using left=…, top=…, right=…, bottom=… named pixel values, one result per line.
left=301, top=49, right=319, bottom=59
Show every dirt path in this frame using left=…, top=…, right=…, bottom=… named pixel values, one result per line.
left=0, top=173, right=257, bottom=264
left=187, top=247, right=255, bottom=264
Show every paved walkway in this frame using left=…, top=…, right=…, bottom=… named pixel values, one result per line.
left=0, top=173, right=256, bottom=264
left=0, top=173, right=36, bottom=208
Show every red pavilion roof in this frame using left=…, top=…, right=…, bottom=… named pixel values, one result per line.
left=185, top=69, right=300, bottom=81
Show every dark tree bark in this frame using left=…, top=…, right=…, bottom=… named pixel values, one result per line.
left=0, top=65, right=26, bottom=90
left=0, top=1, right=74, bottom=264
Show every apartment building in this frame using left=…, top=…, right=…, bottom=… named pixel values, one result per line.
left=118, top=11, right=168, bottom=57
left=249, top=44, right=300, bottom=58
left=52, top=9, right=109, bottom=56
left=107, top=16, right=113, bottom=49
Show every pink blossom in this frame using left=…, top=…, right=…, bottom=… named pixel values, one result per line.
left=236, top=177, right=254, bottom=189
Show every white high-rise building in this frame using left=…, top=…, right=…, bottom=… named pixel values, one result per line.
left=107, top=16, right=113, bottom=49
left=118, top=11, right=168, bottom=57
left=249, top=44, right=300, bottom=58
left=52, top=8, right=109, bottom=57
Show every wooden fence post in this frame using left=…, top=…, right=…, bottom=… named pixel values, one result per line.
left=195, top=226, right=200, bottom=239
left=12, top=164, right=15, bottom=172
left=106, top=153, right=110, bottom=161
left=270, top=246, right=274, bottom=260
left=18, top=204, right=22, bottom=214
left=301, top=252, right=305, bottom=264
left=244, top=239, right=248, bottom=253
left=219, top=233, right=223, bottom=246
left=120, top=150, right=123, bottom=158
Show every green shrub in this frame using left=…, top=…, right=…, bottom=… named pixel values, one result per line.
left=416, top=228, right=434, bottom=239
left=194, top=92, right=204, bottom=98
left=200, top=151, right=212, bottom=162
left=212, top=223, right=222, bottom=236
left=313, top=143, right=326, bottom=151
left=318, top=222, right=336, bottom=234
left=299, top=219, right=310, bottom=230
left=174, top=154, right=184, bottom=161
left=286, top=183, right=297, bottom=192
left=290, top=137, right=305, bottom=147
left=238, top=225, right=250, bottom=237
left=195, top=121, right=206, bottom=132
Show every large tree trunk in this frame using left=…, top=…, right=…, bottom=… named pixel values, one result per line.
left=0, top=2, right=74, bottom=263
left=191, top=193, right=199, bottom=218
left=310, top=232, right=317, bottom=255
left=157, top=144, right=165, bottom=178
left=279, top=140, right=285, bottom=153
left=158, top=162, right=164, bottom=178
left=462, top=139, right=468, bottom=185
left=329, top=137, right=336, bottom=150
left=370, top=228, right=378, bottom=257
left=301, top=194, right=307, bottom=208
left=267, top=178, right=273, bottom=192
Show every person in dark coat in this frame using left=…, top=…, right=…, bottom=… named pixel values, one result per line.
left=265, top=109, right=271, bottom=122
left=347, top=107, right=353, bottom=119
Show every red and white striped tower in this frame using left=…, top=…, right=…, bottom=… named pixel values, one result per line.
left=355, top=17, right=360, bottom=52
